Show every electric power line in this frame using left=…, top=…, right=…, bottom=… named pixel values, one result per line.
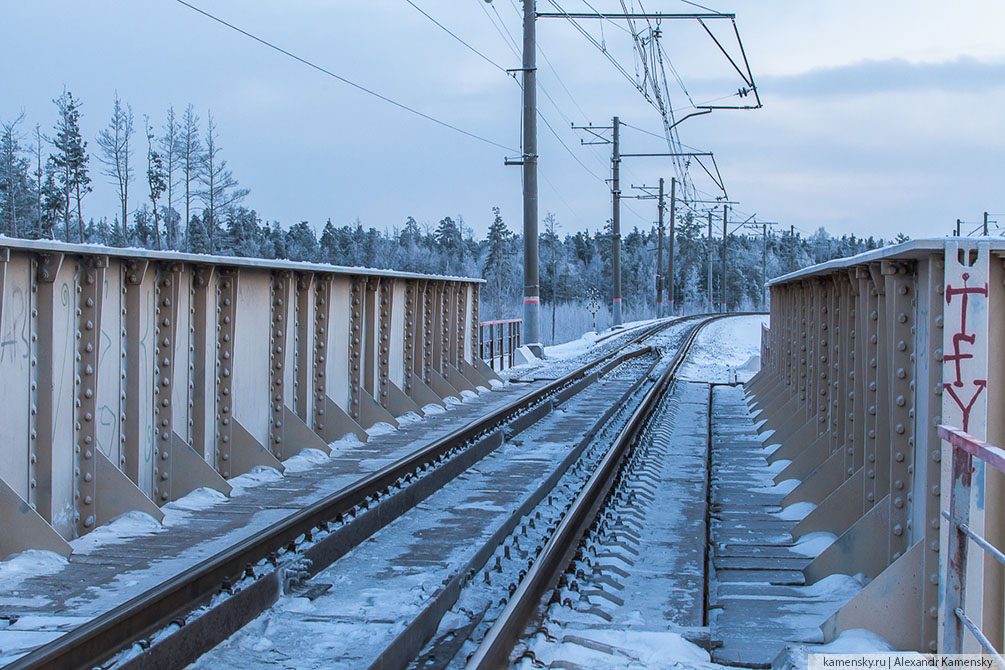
left=171, top=0, right=519, bottom=153
left=405, top=0, right=511, bottom=75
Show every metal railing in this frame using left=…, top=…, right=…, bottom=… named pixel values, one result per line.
left=939, top=424, right=1005, bottom=661
left=479, top=318, right=522, bottom=371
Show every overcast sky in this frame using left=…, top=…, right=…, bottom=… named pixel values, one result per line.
left=5, top=0, right=1004, bottom=240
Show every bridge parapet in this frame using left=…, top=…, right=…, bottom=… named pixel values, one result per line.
left=0, top=239, right=494, bottom=558
left=746, top=238, right=1005, bottom=655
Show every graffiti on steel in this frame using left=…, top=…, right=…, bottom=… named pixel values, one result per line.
left=0, top=284, right=27, bottom=362
left=943, top=271, right=989, bottom=432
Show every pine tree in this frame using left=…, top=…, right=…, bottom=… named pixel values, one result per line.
left=181, top=105, right=202, bottom=251
left=199, top=111, right=247, bottom=254
left=319, top=218, right=339, bottom=264
left=285, top=221, right=318, bottom=262
left=161, top=106, right=181, bottom=249
left=0, top=113, right=33, bottom=238
left=95, top=92, right=133, bottom=241
left=144, top=116, right=167, bottom=250
left=482, top=207, right=514, bottom=319
left=51, top=90, right=91, bottom=242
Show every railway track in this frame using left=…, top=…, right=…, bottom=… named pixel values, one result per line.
left=5, top=316, right=708, bottom=670
left=462, top=313, right=722, bottom=669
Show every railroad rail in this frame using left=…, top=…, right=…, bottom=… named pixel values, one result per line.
left=5, top=314, right=688, bottom=670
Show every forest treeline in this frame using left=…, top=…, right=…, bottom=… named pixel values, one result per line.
left=1, top=91, right=893, bottom=342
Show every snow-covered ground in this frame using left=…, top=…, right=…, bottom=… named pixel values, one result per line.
left=678, top=314, right=768, bottom=383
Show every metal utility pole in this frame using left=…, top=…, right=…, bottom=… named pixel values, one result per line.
left=761, top=222, right=767, bottom=309
left=656, top=177, right=664, bottom=316
left=984, top=211, right=989, bottom=236
left=611, top=116, right=622, bottom=325
left=956, top=219, right=961, bottom=236
left=789, top=224, right=795, bottom=271
left=707, top=211, right=713, bottom=312
left=520, top=0, right=542, bottom=355
left=721, top=205, right=728, bottom=313
left=667, top=177, right=676, bottom=316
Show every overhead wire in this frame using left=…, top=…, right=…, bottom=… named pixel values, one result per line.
left=170, top=0, right=519, bottom=153
left=405, top=0, right=511, bottom=75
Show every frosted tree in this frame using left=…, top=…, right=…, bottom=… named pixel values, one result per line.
left=540, top=212, right=563, bottom=342
left=51, top=90, right=91, bottom=242
left=32, top=124, right=45, bottom=238
left=161, top=106, right=182, bottom=249
left=95, top=92, right=133, bottom=241
left=0, top=112, right=32, bottom=237
left=144, top=116, right=167, bottom=250
left=481, top=207, right=513, bottom=319
left=181, top=104, right=202, bottom=250
left=199, top=111, right=247, bottom=254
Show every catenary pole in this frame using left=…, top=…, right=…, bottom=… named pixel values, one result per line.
left=656, top=177, right=664, bottom=316
left=521, top=0, right=542, bottom=355
left=668, top=177, right=676, bottom=316
left=721, top=205, right=728, bottom=313
left=761, top=222, right=767, bottom=309
left=611, top=116, right=622, bottom=325
left=707, top=211, right=713, bottom=312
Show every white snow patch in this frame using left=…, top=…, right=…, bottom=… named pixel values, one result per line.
left=777, top=501, right=817, bottom=521
left=678, top=315, right=769, bottom=383
left=0, top=550, right=67, bottom=590
left=818, top=628, right=898, bottom=653
left=488, top=378, right=504, bottom=389
left=329, top=433, right=365, bottom=458
left=544, top=330, right=600, bottom=361
left=758, top=478, right=800, bottom=495
left=460, top=389, right=479, bottom=401
left=395, top=411, right=423, bottom=426
left=229, top=466, right=284, bottom=497
left=532, top=628, right=710, bottom=669
left=792, top=531, right=838, bottom=557
left=444, top=395, right=464, bottom=407
left=282, top=448, right=332, bottom=473
left=69, top=511, right=164, bottom=554
left=767, top=459, right=792, bottom=474
left=365, top=421, right=397, bottom=436
left=799, top=573, right=866, bottom=598
left=161, top=487, right=228, bottom=524
left=422, top=403, right=446, bottom=415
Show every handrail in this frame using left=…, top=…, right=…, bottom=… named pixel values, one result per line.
left=480, top=319, right=522, bottom=371
left=938, top=424, right=1005, bottom=660
left=479, top=318, right=523, bottom=326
